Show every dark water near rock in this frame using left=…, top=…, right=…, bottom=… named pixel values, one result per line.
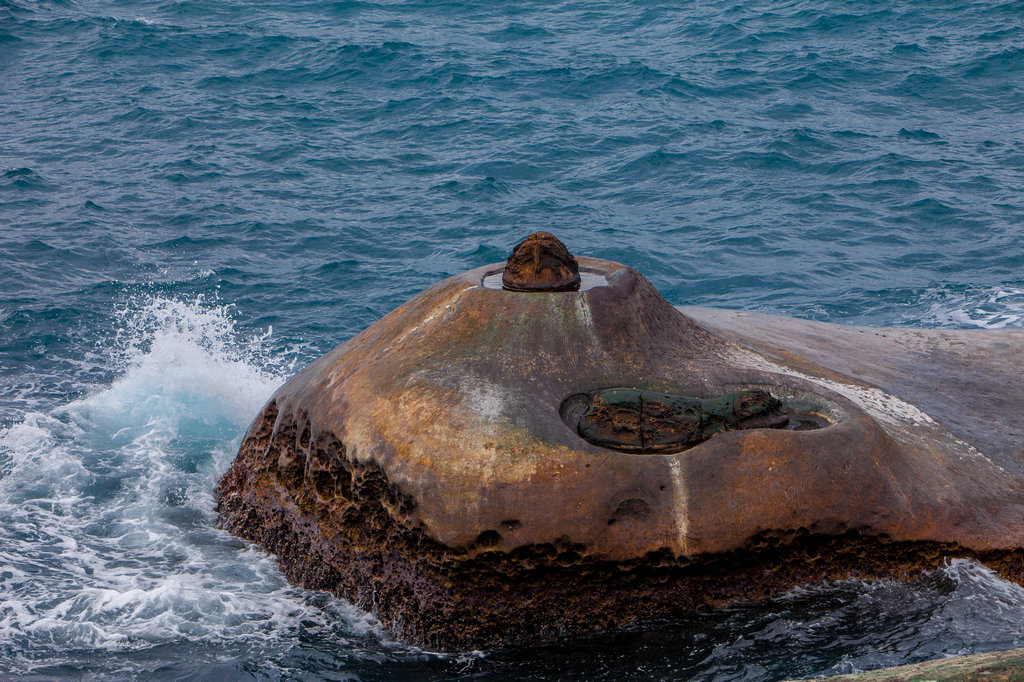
left=2, top=0, right=1024, bottom=678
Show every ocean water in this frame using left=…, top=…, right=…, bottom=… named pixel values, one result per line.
left=2, top=0, right=1024, bottom=678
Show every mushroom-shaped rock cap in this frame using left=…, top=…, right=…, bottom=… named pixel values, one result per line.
left=501, top=231, right=581, bottom=292
left=216, top=243, right=1024, bottom=649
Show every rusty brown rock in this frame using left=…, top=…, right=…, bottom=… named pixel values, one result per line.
left=215, top=251, right=1024, bottom=650
left=569, top=388, right=793, bottom=453
left=501, top=231, right=581, bottom=291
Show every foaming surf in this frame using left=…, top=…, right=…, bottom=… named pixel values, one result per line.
left=919, top=285, right=1024, bottom=329
left=3, top=296, right=1024, bottom=678
left=0, top=296, right=387, bottom=676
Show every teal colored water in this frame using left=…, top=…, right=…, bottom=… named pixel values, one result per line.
left=2, top=0, right=1023, bottom=678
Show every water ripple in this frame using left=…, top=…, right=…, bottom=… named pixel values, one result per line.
left=3, top=0, right=1024, bottom=677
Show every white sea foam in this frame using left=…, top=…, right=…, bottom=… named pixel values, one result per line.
left=2, top=293, right=1021, bottom=677
left=918, top=285, right=1024, bottom=329
left=79, top=296, right=282, bottom=429
left=768, top=558, right=1024, bottom=678
left=0, top=296, right=384, bottom=674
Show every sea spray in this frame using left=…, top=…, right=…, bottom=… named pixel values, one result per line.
left=3, top=0, right=1024, bottom=674
left=2, top=296, right=1024, bottom=677
left=0, top=296, right=382, bottom=675
left=919, top=285, right=1024, bottom=329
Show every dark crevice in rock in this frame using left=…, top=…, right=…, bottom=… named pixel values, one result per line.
left=474, top=530, right=502, bottom=548
left=216, top=405, right=1024, bottom=650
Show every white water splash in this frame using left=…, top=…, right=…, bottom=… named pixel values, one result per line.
left=0, top=296, right=381, bottom=674
left=918, top=285, right=1024, bottom=329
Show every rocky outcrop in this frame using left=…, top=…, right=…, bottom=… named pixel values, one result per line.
left=216, top=238, right=1024, bottom=649
left=804, top=647, right=1024, bottom=681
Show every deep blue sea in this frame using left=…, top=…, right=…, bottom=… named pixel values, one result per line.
left=2, top=0, right=1024, bottom=678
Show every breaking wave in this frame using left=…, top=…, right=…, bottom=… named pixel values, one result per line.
left=0, top=297, right=385, bottom=677
left=917, top=285, right=1024, bottom=329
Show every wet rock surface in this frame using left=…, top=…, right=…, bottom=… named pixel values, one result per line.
left=216, top=246, right=1024, bottom=650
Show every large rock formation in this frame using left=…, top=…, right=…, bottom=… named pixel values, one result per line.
left=216, top=235, right=1024, bottom=649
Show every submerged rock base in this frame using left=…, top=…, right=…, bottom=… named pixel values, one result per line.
left=217, top=401, right=1024, bottom=649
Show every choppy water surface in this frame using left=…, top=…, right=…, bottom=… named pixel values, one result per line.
left=2, top=0, right=1023, bottom=678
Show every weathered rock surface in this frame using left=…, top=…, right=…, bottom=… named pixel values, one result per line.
left=800, top=646, right=1024, bottom=681
left=216, top=247, right=1024, bottom=650
left=501, top=231, right=581, bottom=292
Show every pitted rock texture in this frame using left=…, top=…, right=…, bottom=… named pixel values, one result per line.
left=216, top=255, right=1024, bottom=649
left=216, top=401, right=1024, bottom=649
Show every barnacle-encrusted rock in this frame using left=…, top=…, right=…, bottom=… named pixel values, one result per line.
left=216, top=238, right=1024, bottom=649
